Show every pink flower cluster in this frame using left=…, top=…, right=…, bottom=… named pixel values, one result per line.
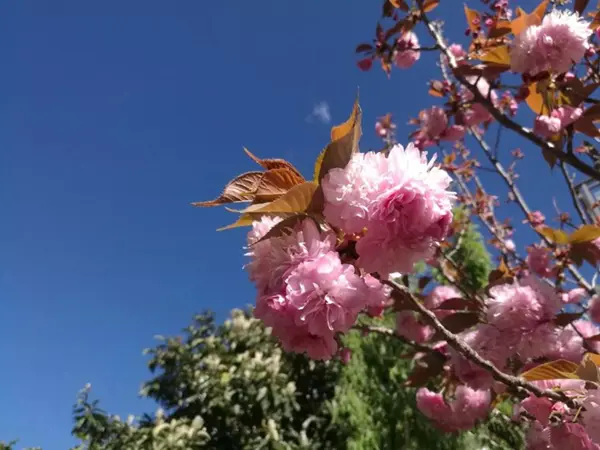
left=515, top=385, right=600, bottom=449
left=247, top=217, right=389, bottom=360
left=411, top=106, right=466, bottom=148
left=322, top=143, right=455, bottom=277
left=457, top=76, right=498, bottom=127
left=511, top=10, right=592, bottom=76
left=448, top=276, right=577, bottom=390
left=416, top=385, right=491, bottom=432
left=394, top=32, right=420, bottom=69
left=534, top=106, right=583, bottom=138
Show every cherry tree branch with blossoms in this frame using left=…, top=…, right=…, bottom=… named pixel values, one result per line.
left=195, top=0, right=600, bottom=447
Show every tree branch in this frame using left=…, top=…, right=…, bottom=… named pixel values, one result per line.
left=417, top=4, right=600, bottom=182
left=468, top=127, right=594, bottom=293
left=383, top=279, right=567, bottom=402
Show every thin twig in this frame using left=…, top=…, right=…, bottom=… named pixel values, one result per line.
left=468, top=127, right=594, bottom=293
left=560, top=162, right=589, bottom=225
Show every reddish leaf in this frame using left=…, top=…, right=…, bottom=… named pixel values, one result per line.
left=405, top=351, right=446, bottom=387
left=314, top=96, right=362, bottom=182
left=418, top=276, right=432, bottom=290
left=487, top=21, right=512, bottom=39
left=584, top=103, right=600, bottom=120
left=511, top=0, right=549, bottom=35
left=242, top=182, right=320, bottom=214
left=575, top=0, right=591, bottom=15
left=357, top=58, right=373, bottom=71
left=252, top=214, right=319, bottom=245
left=392, top=289, right=419, bottom=312
left=521, top=360, right=580, bottom=381
left=253, top=168, right=306, bottom=203
left=192, top=171, right=264, bottom=207
left=431, top=312, right=480, bottom=340
left=542, top=148, right=558, bottom=169
left=390, top=0, right=409, bottom=11
left=554, top=312, right=585, bottom=327
left=586, top=334, right=600, bottom=342
left=576, top=355, right=600, bottom=382
left=569, top=242, right=600, bottom=266
left=591, top=10, right=600, bottom=30
left=569, top=224, right=600, bottom=244
left=421, top=0, right=440, bottom=13
left=574, top=116, right=600, bottom=137
left=525, top=81, right=552, bottom=115
left=479, top=45, right=511, bottom=66
left=538, top=226, right=570, bottom=245
left=586, top=352, right=600, bottom=366
left=355, top=43, right=374, bottom=53
left=384, top=19, right=410, bottom=40
left=217, top=212, right=266, bottom=231
left=435, top=298, right=478, bottom=311
left=464, top=6, right=480, bottom=33
left=243, top=148, right=304, bottom=178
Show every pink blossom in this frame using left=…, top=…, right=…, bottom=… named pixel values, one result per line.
left=550, top=423, right=597, bottom=450
left=573, top=319, right=600, bottom=353
left=517, top=395, right=553, bottom=426
left=340, top=347, right=352, bottom=365
left=501, top=90, right=518, bottom=116
left=251, top=219, right=382, bottom=360
left=563, top=287, right=587, bottom=304
left=285, top=251, right=367, bottom=336
left=246, top=216, right=334, bottom=294
left=526, top=211, right=546, bottom=227
left=517, top=322, right=559, bottom=360
left=322, top=151, right=387, bottom=234
left=375, top=121, right=387, bottom=137
left=458, top=76, right=498, bottom=126
left=412, top=107, right=465, bottom=148
left=546, top=326, right=586, bottom=363
left=527, top=245, right=555, bottom=277
left=450, top=325, right=518, bottom=389
left=354, top=144, right=455, bottom=276
left=416, top=386, right=490, bottom=432
left=534, top=106, right=583, bottom=138
left=394, top=32, right=421, bottom=69
left=534, top=114, right=562, bottom=138
left=583, top=391, right=600, bottom=445
left=363, top=274, right=391, bottom=317
left=526, top=422, right=552, bottom=450
left=396, top=311, right=433, bottom=343
left=511, top=10, right=592, bottom=75
left=589, top=295, right=600, bottom=323
left=448, top=43, right=466, bottom=62
left=425, top=285, right=461, bottom=319
left=486, top=276, right=562, bottom=331
left=425, top=285, right=461, bottom=309
left=504, top=239, right=516, bottom=252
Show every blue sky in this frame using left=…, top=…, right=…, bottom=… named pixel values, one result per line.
left=0, top=0, right=584, bottom=448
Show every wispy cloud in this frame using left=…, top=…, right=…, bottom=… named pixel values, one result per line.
left=306, top=101, right=331, bottom=124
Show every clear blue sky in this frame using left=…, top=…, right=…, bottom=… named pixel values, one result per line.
left=0, top=0, right=579, bottom=448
